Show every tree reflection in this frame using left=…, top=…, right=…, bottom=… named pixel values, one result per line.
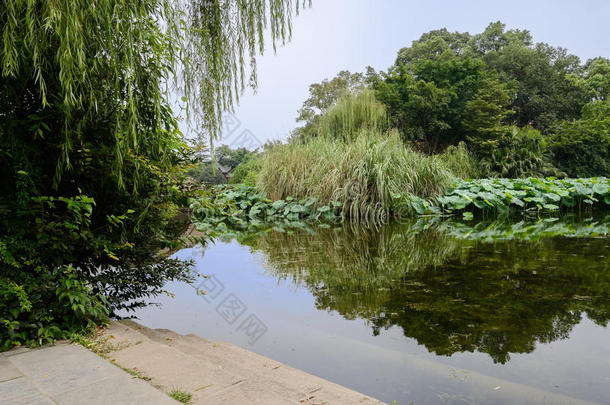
left=244, top=216, right=610, bottom=363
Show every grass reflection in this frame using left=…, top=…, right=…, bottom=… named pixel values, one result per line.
left=240, top=215, right=610, bottom=363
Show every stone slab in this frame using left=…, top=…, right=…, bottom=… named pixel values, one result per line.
left=0, top=356, right=21, bottom=383
left=1, top=342, right=177, bottom=405
left=0, top=377, right=55, bottom=405
left=53, top=374, right=176, bottom=405
left=7, top=343, right=124, bottom=397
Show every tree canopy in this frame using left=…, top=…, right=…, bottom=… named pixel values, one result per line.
left=360, top=22, right=610, bottom=176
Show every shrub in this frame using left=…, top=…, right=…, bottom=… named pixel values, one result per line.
left=229, top=154, right=263, bottom=186
left=475, top=126, right=561, bottom=178
left=550, top=101, right=610, bottom=178
left=189, top=163, right=227, bottom=185
left=438, top=142, right=480, bottom=179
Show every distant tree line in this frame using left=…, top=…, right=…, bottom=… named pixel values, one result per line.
left=294, top=22, right=610, bottom=178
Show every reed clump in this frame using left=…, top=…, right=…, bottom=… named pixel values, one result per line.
left=257, top=129, right=456, bottom=223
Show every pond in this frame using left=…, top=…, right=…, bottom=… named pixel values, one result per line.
left=130, top=215, right=610, bottom=405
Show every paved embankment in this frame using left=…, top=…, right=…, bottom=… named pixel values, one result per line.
left=96, top=320, right=384, bottom=405
left=0, top=341, right=176, bottom=405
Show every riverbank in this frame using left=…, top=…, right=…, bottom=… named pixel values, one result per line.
left=84, top=320, right=384, bottom=405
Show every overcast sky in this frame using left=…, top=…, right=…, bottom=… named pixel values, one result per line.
left=209, top=0, right=610, bottom=148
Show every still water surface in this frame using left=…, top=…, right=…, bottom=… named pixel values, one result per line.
left=132, top=216, right=610, bottom=404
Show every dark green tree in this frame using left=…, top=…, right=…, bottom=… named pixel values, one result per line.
left=551, top=100, right=610, bottom=177
left=584, top=57, right=610, bottom=101
left=463, top=75, right=513, bottom=144
left=373, top=52, right=487, bottom=152
left=472, top=22, right=589, bottom=132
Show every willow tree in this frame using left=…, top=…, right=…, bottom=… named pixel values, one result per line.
left=0, top=0, right=308, bottom=348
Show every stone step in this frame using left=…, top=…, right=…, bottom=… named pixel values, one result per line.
left=118, top=320, right=284, bottom=380
left=134, top=322, right=382, bottom=405
left=118, top=321, right=357, bottom=403
left=144, top=333, right=338, bottom=404
left=104, top=320, right=384, bottom=405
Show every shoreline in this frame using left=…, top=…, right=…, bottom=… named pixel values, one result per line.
left=89, top=320, right=385, bottom=404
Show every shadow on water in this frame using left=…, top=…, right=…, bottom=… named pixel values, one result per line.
left=238, top=215, right=610, bottom=364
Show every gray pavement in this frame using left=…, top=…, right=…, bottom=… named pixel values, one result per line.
left=0, top=342, right=176, bottom=405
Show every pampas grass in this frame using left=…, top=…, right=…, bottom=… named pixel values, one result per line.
left=257, top=129, right=456, bottom=223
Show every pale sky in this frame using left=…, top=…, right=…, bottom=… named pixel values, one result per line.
left=209, top=0, right=610, bottom=148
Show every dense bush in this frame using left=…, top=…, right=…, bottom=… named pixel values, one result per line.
left=474, top=126, right=561, bottom=178
left=550, top=101, right=610, bottom=177
left=0, top=108, right=196, bottom=348
left=229, top=154, right=263, bottom=186
left=189, top=146, right=256, bottom=185
left=189, top=163, right=228, bottom=185
left=438, top=142, right=481, bottom=179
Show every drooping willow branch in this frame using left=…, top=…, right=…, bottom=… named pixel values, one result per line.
left=1, top=0, right=310, bottom=183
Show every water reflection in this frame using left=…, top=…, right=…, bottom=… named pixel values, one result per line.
left=240, top=215, right=610, bottom=364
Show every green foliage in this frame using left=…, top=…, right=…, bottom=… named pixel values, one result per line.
left=475, top=126, right=560, bottom=178
left=294, top=70, right=366, bottom=139
left=189, top=145, right=255, bottom=185
left=550, top=101, right=610, bottom=177
left=372, top=56, right=487, bottom=152
left=189, top=163, right=228, bottom=185
left=229, top=154, right=263, bottom=186
left=463, top=76, right=513, bottom=141
left=0, top=193, right=112, bottom=349
left=469, top=22, right=588, bottom=132
left=213, top=146, right=254, bottom=170
left=1, top=0, right=305, bottom=349
left=257, top=129, right=456, bottom=224
left=1, top=0, right=305, bottom=144
left=437, top=142, right=481, bottom=179
left=312, top=89, right=388, bottom=142
left=1, top=268, right=109, bottom=351
left=190, top=185, right=343, bottom=237
left=366, top=21, right=607, bottom=176
left=584, top=57, right=610, bottom=101
left=436, top=177, right=610, bottom=215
